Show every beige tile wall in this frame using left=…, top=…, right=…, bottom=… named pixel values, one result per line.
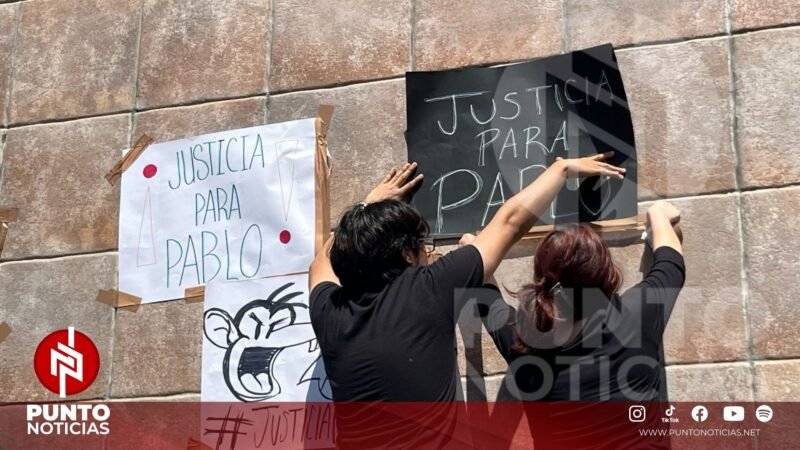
left=1, top=0, right=798, bottom=402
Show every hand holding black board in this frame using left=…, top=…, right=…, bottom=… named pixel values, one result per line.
left=406, top=44, right=637, bottom=238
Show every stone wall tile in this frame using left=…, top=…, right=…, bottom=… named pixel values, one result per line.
left=0, top=254, right=116, bottom=402
left=271, top=0, right=411, bottom=91
left=617, top=39, right=734, bottom=199
left=731, top=0, right=800, bottom=30
left=137, top=0, right=269, bottom=108
left=10, top=0, right=139, bottom=123
left=133, top=97, right=266, bottom=143
left=414, top=0, right=561, bottom=71
left=110, top=301, right=203, bottom=397
left=566, top=0, right=725, bottom=49
left=734, top=28, right=800, bottom=188
left=0, top=115, right=129, bottom=258
left=742, top=187, right=800, bottom=358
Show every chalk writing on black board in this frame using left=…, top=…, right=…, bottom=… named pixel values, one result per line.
left=406, top=44, right=637, bottom=238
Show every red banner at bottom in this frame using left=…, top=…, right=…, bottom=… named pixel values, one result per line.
left=1, top=401, right=797, bottom=449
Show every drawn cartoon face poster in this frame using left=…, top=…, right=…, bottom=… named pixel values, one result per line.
left=118, top=119, right=317, bottom=303
left=200, top=275, right=335, bottom=449
left=201, top=274, right=331, bottom=403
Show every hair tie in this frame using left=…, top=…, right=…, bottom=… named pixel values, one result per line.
left=549, top=282, right=575, bottom=322
left=357, top=201, right=367, bottom=209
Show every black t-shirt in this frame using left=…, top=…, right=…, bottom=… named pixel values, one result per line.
left=478, top=246, right=686, bottom=402
left=473, top=247, right=684, bottom=450
left=309, top=245, right=484, bottom=402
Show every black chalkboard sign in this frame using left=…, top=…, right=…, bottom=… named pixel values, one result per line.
left=406, top=44, right=637, bottom=238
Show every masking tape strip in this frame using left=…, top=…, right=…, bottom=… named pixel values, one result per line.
left=183, top=271, right=311, bottom=305
left=317, top=104, right=334, bottom=136
left=184, top=286, right=205, bottom=303
left=590, top=215, right=644, bottom=229
left=187, top=437, right=214, bottom=450
left=0, top=223, right=8, bottom=257
left=0, top=207, right=19, bottom=258
left=105, top=134, right=155, bottom=186
left=0, top=321, right=11, bottom=343
left=96, top=289, right=143, bottom=312
left=524, top=215, right=645, bottom=241
left=0, top=207, right=19, bottom=223
left=314, top=105, right=334, bottom=254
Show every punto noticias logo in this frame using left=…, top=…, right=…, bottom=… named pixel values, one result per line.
left=28, top=327, right=109, bottom=436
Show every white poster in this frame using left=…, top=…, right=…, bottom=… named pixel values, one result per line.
left=118, top=119, right=317, bottom=303
left=201, top=274, right=331, bottom=402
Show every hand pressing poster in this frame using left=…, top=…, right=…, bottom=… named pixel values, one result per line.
left=118, top=119, right=317, bottom=303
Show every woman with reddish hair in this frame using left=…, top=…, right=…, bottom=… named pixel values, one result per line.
left=309, top=153, right=628, bottom=447
left=464, top=203, right=682, bottom=448
left=466, top=201, right=684, bottom=401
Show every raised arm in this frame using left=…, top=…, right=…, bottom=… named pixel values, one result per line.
left=629, top=201, right=685, bottom=337
left=645, top=201, right=682, bottom=254
left=471, top=152, right=626, bottom=283
left=308, top=163, right=423, bottom=291
left=309, top=237, right=338, bottom=290
left=459, top=233, right=518, bottom=360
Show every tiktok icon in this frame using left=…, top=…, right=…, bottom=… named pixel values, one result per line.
left=662, top=405, right=679, bottom=423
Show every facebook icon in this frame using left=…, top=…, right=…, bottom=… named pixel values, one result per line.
left=691, top=405, right=709, bottom=422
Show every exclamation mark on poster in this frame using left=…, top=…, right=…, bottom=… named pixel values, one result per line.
left=275, top=140, right=297, bottom=245
left=136, top=165, right=158, bottom=266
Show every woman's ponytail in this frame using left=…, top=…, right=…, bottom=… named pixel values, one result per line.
left=512, top=224, right=622, bottom=353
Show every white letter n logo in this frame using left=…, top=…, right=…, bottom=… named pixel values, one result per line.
left=50, top=327, right=83, bottom=398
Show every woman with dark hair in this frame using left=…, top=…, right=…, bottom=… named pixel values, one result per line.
left=309, top=155, right=625, bottom=404
left=307, top=154, right=625, bottom=447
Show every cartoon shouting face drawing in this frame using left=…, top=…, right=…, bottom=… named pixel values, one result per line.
left=203, top=282, right=331, bottom=402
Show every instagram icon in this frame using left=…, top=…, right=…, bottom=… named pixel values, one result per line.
left=629, top=405, right=646, bottom=423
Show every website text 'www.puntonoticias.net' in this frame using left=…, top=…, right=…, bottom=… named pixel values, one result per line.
left=639, top=428, right=761, bottom=438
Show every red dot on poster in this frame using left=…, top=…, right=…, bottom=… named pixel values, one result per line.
left=143, top=164, right=158, bottom=178
left=279, top=230, right=291, bottom=244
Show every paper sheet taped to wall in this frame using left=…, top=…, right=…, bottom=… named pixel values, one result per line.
left=118, top=120, right=317, bottom=303
left=200, top=273, right=334, bottom=449
left=406, top=44, right=638, bottom=238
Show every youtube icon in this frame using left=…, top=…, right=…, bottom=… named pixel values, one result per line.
left=724, top=406, right=745, bottom=422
